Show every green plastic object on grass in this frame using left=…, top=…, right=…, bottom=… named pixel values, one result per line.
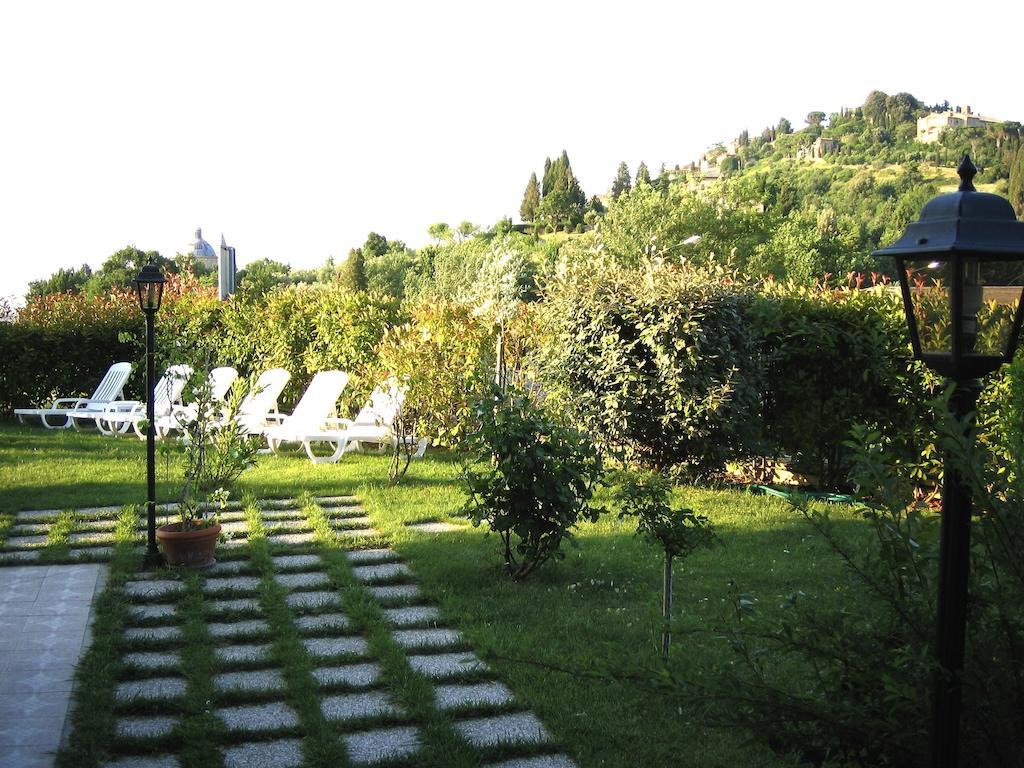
left=747, top=484, right=855, bottom=505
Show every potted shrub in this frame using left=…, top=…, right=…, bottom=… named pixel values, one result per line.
left=156, top=369, right=258, bottom=567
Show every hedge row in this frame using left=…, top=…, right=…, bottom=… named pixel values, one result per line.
left=3, top=263, right=954, bottom=487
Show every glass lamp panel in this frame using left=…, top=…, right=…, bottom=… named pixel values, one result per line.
left=903, top=258, right=952, bottom=355
left=966, top=257, right=1024, bottom=358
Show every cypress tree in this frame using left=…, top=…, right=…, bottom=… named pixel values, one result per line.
left=541, top=157, right=553, bottom=197
left=611, top=161, right=631, bottom=200
left=339, top=248, right=367, bottom=292
left=520, top=173, right=540, bottom=222
left=635, top=161, right=651, bottom=186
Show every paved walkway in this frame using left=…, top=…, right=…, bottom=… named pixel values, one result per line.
left=0, top=563, right=107, bottom=768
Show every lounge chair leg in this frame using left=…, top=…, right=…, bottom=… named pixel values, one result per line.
left=305, top=438, right=347, bottom=465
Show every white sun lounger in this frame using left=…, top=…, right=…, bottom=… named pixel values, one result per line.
left=156, top=366, right=239, bottom=435
left=14, top=362, right=132, bottom=429
left=264, top=370, right=350, bottom=458
left=87, top=364, right=193, bottom=437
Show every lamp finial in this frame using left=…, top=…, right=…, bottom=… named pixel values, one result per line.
left=957, top=155, right=977, bottom=192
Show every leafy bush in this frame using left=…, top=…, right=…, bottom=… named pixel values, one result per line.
left=538, top=258, right=765, bottom=478
left=375, top=299, right=495, bottom=448
left=462, top=387, right=605, bottom=580
left=698, top=397, right=1024, bottom=767
left=750, top=281, right=933, bottom=488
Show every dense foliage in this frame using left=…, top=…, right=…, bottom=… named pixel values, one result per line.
left=462, top=387, right=605, bottom=580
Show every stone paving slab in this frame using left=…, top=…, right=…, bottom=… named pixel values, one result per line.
left=406, top=652, right=488, bottom=679
left=207, top=619, right=271, bottom=639
left=1, top=535, right=48, bottom=549
left=124, top=580, right=184, bottom=600
left=214, top=669, right=287, bottom=694
left=73, top=546, right=116, bottom=559
left=123, top=625, right=183, bottom=644
left=205, top=559, right=251, bottom=575
left=344, top=549, right=397, bottom=565
left=273, top=571, right=331, bottom=590
left=115, top=715, right=178, bottom=739
left=67, top=532, right=116, bottom=545
left=285, top=590, right=341, bottom=611
left=217, top=511, right=248, bottom=523
left=223, top=738, right=304, bottom=768
left=115, top=677, right=187, bottom=703
left=217, top=701, right=300, bottom=732
left=366, top=584, right=420, bottom=603
left=0, top=550, right=41, bottom=563
left=343, top=725, right=421, bottom=765
left=381, top=606, right=440, bottom=627
left=206, top=598, right=262, bottom=615
left=320, top=690, right=399, bottom=722
left=331, top=516, right=374, bottom=529
left=485, top=756, right=579, bottom=768
left=127, top=604, right=177, bottom=622
left=435, top=681, right=514, bottom=711
left=313, top=499, right=358, bottom=512
left=77, top=519, right=118, bottom=531
left=264, top=520, right=312, bottom=533
left=337, top=528, right=379, bottom=539
left=392, top=628, right=462, bottom=650
left=267, top=532, right=316, bottom=546
left=406, top=521, right=465, bottom=534
left=311, top=663, right=382, bottom=688
left=202, top=576, right=261, bottom=594
left=260, top=509, right=305, bottom=520
left=271, top=554, right=321, bottom=571
left=214, top=643, right=273, bottom=665
left=7, top=523, right=50, bottom=535
left=293, top=613, right=352, bottom=634
left=302, top=636, right=369, bottom=658
left=351, top=563, right=412, bottom=584
left=219, top=521, right=250, bottom=535
left=123, top=651, right=182, bottom=671
left=455, top=712, right=550, bottom=748
left=103, top=756, right=180, bottom=768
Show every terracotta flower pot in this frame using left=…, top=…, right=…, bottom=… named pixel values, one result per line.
left=156, top=522, right=221, bottom=568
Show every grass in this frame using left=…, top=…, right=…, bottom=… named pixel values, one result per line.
left=0, top=422, right=874, bottom=767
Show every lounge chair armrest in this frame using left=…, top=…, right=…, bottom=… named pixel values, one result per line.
left=264, top=412, right=287, bottom=425
left=51, top=397, right=89, bottom=409
left=101, top=400, right=144, bottom=415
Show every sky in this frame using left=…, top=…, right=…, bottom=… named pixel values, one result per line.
left=1, top=0, right=1021, bottom=302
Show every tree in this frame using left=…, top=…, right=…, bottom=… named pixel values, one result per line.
left=610, top=161, right=631, bottom=200
left=362, top=232, right=388, bottom=258
left=338, top=248, right=367, bottom=292
left=776, top=117, right=793, bottom=135
left=427, top=222, right=452, bottom=243
left=536, top=150, right=587, bottom=230
left=26, top=264, right=92, bottom=299
left=520, top=173, right=540, bottom=222
left=456, top=221, right=479, bottom=241
left=84, top=245, right=176, bottom=296
left=236, top=258, right=291, bottom=298
left=1009, top=146, right=1024, bottom=217
left=635, top=161, right=651, bottom=186
left=806, top=111, right=826, bottom=127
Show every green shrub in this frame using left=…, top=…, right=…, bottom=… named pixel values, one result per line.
left=462, top=387, right=605, bottom=580
left=538, top=258, right=765, bottom=478
left=750, top=282, right=932, bottom=488
left=375, top=299, right=495, bottom=448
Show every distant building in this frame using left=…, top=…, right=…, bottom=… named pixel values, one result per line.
left=797, top=136, right=840, bottom=160
left=917, top=106, right=1002, bottom=143
left=190, top=227, right=217, bottom=270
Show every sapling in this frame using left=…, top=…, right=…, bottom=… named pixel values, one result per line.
left=616, top=471, right=716, bottom=661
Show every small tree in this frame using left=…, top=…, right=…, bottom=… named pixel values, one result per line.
left=520, top=173, right=540, bottom=222
left=616, top=471, right=716, bottom=660
left=635, top=161, right=651, bottom=186
left=611, top=161, right=632, bottom=200
left=338, top=248, right=367, bottom=292
left=463, top=387, right=605, bottom=580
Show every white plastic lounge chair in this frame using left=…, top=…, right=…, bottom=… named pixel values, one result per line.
left=14, top=362, right=132, bottom=429
left=298, top=378, right=429, bottom=465
left=234, top=368, right=291, bottom=435
left=157, top=366, right=239, bottom=435
left=88, top=364, right=193, bottom=438
left=264, top=370, right=350, bottom=457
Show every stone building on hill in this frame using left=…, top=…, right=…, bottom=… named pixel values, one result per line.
left=917, top=106, right=1002, bottom=143
left=190, top=227, right=218, bottom=271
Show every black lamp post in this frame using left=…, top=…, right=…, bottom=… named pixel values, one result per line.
left=874, top=155, right=1024, bottom=768
left=135, top=261, right=166, bottom=569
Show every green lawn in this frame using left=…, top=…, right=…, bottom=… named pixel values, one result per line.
left=0, top=422, right=871, bottom=767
